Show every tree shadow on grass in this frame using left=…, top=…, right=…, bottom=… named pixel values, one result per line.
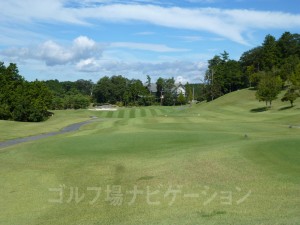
left=250, top=107, right=268, bottom=113
left=279, top=106, right=294, bottom=111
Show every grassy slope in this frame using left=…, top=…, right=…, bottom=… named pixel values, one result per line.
left=0, top=89, right=300, bottom=225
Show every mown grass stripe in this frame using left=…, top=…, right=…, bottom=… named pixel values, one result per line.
left=150, top=108, right=158, bottom=117
left=99, top=111, right=109, bottom=118
left=129, top=108, right=136, bottom=118
left=123, top=108, right=131, bottom=119
left=106, top=111, right=114, bottom=118
left=140, top=108, right=147, bottom=117
left=112, top=110, right=120, bottom=118
left=117, top=109, right=125, bottom=118
left=145, top=108, right=153, bottom=117
left=135, top=108, right=142, bottom=118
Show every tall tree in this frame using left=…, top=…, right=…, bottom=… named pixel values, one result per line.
left=156, top=77, right=164, bottom=103
left=146, top=75, right=151, bottom=94
left=261, top=34, right=279, bottom=71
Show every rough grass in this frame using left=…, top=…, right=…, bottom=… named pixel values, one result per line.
left=0, top=89, right=300, bottom=225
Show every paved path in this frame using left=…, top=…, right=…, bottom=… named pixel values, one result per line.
left=0, top=119, right=97, bottom=149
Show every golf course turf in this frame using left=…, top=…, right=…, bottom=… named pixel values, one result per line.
left=0, top=89, right=299, bottom=225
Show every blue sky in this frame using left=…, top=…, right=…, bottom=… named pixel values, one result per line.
left=1, top=0, right=300, bottom=83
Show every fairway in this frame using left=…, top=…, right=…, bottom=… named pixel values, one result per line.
left=0, top=89, right=300, bottom=225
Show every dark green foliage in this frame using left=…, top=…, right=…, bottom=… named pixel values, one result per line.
left=43, top=79, right=92, bottom=109
left=239, top=32, right=300, bottom=88
left=281, top=86, right=299, bottom=107
left=205, top=51, right=246, bottom=101
left=93, top=75, right=149, bottom=106
left=277, top=32, right=300, bottom=60
left=156, top=77, right=164, bottom=101
left=0, top=63, right=52, bottom=122
left=155, top=77, right=176, bottom=106
left=261, top=34, right=279, bottom=71
left=75, top=79, right=93, bottom=96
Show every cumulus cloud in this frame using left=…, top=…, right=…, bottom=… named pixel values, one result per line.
left=76, top=58, right=101, bottom=72
left=175, top=76, right=189, bottom=84
left=2, top=36, right=103, bottom=66
left=1, top=35, right=205, bottom=83
left=1, top=36, right=191, bottom=66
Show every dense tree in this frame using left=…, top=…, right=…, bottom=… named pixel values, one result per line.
left=185, top=83, right=206, bottom=102
left=93, top=76, right=112, bottom=103
left=43, top=79, right=93, bottom=109
left=110, top=75, right=127, bottom=103
left=156, top=77, right=164, bottom=101
left=290, top=63, right=300, bottom=87
left=0, top=62, right=53, bottom=122
left=205, top=51, right=246, bottom=100
left=277, top=32, right=300, bottom=60
left=11, top=81, right=52, bottom=122
left=278, top=55, right=300, bottom=81
left=93, top=75, right=150, bottom=106
left=127, top=79, right=148, bottom=103
left=155, top=77, right=176, bottom=106
left=240, top=47, right=263, bottom=73
left=75, top=79, right=93, bottom=96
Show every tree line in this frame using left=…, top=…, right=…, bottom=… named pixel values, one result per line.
left=204, top=31, right=300, bottom=106
left=2, top=31, right=300, bottom=122
left=0, top=65, right=198, bottom=122
left=93, top=75, right=201, bottom=106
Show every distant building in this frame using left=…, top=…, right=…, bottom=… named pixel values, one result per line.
left=145, top=83, right=186, bottom=96
left=147, top=83, right=157, bottom=94
left=173, top=83, right=186, bottom=96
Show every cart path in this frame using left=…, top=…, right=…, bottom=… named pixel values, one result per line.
left=0, top=119, right=98, bottom=149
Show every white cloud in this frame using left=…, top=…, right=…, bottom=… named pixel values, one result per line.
left=76, top=58, right=102, bottom=72
left=70, top=4, right=300, bottom=45
left=110, top=42, right=189, bottom=52
left=2, top=36, right=103, bottom=66
left=75, top=58, right=207, bottom=82
left=1, top=37, right=189, bottom=66
left=175, top=76, right=188, bottom=84
left=1, top=1, right=300, bottom=45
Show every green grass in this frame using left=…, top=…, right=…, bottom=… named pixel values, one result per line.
left=0, top=89, right=300, bottom=225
